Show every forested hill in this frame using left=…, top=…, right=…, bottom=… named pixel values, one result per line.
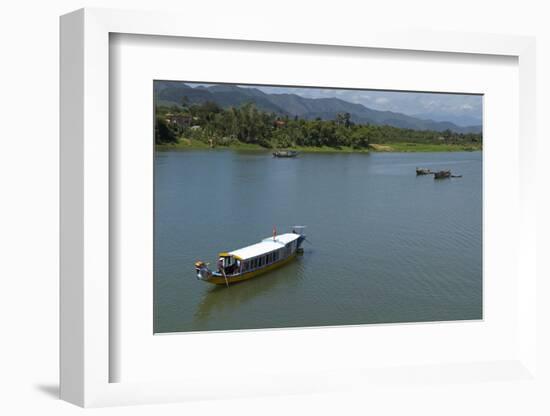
left=154, top=82, right=481, bottom=134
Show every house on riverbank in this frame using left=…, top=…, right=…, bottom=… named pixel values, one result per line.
left=165, top=113, right=193, bottom=129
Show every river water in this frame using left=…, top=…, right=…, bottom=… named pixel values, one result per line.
left=154, top=150, right=482, bottom=333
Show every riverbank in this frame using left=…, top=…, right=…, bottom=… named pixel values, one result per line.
left=156, top=138, right=370, bottom=153
left=369, top=143, right=481, bottom=152
left=156, top=138, right=481, bottom=153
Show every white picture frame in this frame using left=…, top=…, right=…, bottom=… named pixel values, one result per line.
left=60, top=8, right=538, bottom=407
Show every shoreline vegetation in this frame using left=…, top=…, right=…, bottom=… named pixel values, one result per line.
left=156, top=138, right=481, bottom=153
left=155, top=101, right=482, bottom=153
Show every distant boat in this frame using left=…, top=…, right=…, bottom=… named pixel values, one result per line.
left=273, top=150, right=298, bottom=158
left=194, top=227, right=306, bottom=286
left=434, top=170, right=452, bottom=179
left=416, top=167, right=433, bottom=175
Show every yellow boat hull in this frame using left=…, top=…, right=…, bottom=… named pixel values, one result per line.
left=206, top=253, right=297, bottom=285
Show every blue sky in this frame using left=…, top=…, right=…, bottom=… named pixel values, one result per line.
left=189, top=83, right=482, bottom=127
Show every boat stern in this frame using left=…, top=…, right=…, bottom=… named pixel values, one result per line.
left=292, top=226, right=307, bottom=250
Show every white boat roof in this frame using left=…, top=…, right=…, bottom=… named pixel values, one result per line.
left=228, top=233, right=301, bottom=260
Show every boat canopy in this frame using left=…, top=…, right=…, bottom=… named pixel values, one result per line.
left=228, top=233, right=301, bottom=260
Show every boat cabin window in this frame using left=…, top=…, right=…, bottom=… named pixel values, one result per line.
left=223, top=256, right=234, bottom=267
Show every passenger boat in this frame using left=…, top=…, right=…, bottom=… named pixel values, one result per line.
left=434, top=169, right=451, bottom=179
left=273, top=150, right=298, bottom=158
left=194, top=227, right=306, bottom=286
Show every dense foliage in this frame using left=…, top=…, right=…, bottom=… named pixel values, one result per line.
left=154, top=116, right=177, bottom=144
left=155, top=101, right=482, bottom=149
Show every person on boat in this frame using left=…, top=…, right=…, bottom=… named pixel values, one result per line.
left=217, top=257, right=224, bottom=273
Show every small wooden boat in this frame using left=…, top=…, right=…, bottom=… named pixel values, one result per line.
left=273, top=150, right=298, bottom=158
left=434, top=170, right=451, bottom=179
left=195, top=227, right=306, bottom=286
left=416, top=167, right=432, bottom=175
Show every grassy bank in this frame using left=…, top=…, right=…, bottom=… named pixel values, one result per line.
left=156, top=138, right=369, bottom=153
left=156, top=138, right=266, bottom=151
left=156, top=138, right=481, bottom=153
left=369, top=143, right=481, bottom=152
left=288, top=145, right=369, bottom=153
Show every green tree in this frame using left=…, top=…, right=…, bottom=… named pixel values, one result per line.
left=155, top=116, right=177, bottom=144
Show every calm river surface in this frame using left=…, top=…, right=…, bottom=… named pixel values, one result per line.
left=154, top=150, right=482, bottom=333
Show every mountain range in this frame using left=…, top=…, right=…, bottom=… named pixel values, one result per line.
left=154, top=82, right=481, bottom=134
